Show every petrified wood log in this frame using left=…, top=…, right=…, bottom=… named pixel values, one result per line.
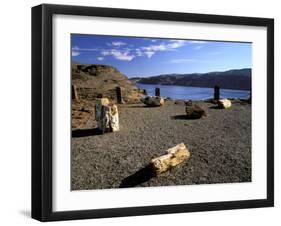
left=95, top=98, right=119, bottom=133
left=95, top=98, right=109, bottom=121
left=218, top=99, right=232, bottom=109
left=109, top=104, right=119, bottom=132
left=141, top=96, right=164, bottom=107
left=150, top=143, right=190, bottom=174
left=185, top=104, right=206, bottom=119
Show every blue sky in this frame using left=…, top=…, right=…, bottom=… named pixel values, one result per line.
left=72, top=34, right=252, bottom=78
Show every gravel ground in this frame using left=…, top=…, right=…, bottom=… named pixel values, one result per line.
left=71, top=100, right=251, bottom=190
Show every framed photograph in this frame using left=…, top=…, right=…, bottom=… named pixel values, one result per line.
left=32, top=4, right=274, bottom=221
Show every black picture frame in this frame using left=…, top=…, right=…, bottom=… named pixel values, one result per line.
left=32, top=4, right=274, bottom=222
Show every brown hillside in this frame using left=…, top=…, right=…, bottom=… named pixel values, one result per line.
left=72, top=63, right=143, bottom=102
left=71, top=63, right=144, bottom=129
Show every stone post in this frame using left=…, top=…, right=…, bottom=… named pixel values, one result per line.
left=214, top=85, right=220, bottom=101
left=143, top=89, right=147, bottom=95
left=116, top=86, right=122, bottom=104
left=97, top=93, right=103, bottom=98
left=155, top=87, right=160, bottom=97
left=72, top=84, right=78, bottom=100
left=248, top=91, right=252, bottom=104
left=77, top=65, right=82, bottom=73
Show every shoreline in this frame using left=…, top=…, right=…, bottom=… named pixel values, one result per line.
left=135, top=82, right=252, bottom=92
left=135, top=83, right=251, bottom=101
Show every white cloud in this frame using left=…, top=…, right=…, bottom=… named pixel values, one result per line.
left=142, top=38, right=157, bottom=42
left=186, top=40, right=208, bottom=50
left=72, top=46, right=98, bottom=51
left=110, top=41, right=127, bottom=47
left=188, top=40, right=207, bottom=44
left=141, top=44, right=166, bottom=52
left=101, top=50, right=110, bottom=56
left=72, top=39, right=195, bottom=61
left=137, top=40, right=187, bottom=58
left=72, top=46, right=80, bottom=50
left=169, top=58, right=194, bottom=64
left=144, top=51, right=155, bottom=58
left=72, top=51, right=80, bottom=56
left=136, top=49, right=143, bottom=56
left=168, top=40, right=187, bottom=48
left=142, top=40, right=186, bottom=52
left=101, top=49, right=135, bottom=61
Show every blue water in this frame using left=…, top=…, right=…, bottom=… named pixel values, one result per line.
left=136, top=83, right=250, bottom=100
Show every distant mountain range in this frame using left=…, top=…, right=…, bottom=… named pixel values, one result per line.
left=130, top=68, right=251, bottom=90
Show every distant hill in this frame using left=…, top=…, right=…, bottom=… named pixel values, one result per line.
left=131, top=68, right=251, bottom=90
left=72, top=63, right=143, bottom=102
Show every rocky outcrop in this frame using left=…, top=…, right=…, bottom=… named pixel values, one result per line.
left=72, top=63, right=143, bottom=103
left=74, top=64, right=119, bottom=76
left=140, top=96, right=165, bottom=107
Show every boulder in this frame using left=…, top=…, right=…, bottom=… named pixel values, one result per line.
left=141, top=96, right=164, bottom=107
left=150, top=143, right=190, bottom=175
left=174, top=100, right=185, bottom=105
left=185, top=104, right=206, bottom=119
left=185, top=100, right=193, bottom=106
left=95, top=98, right=119, bottom=133
left=218, top=99, right=232, bottom=109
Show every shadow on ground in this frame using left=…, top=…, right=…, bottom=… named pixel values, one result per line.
left=171, top=115, right=201, bottom=120
left=209, top=106, right=221, bottom=109
left=72, top=128, right=102, bottom=138
left=124, top=105, right=160, bottom=108
left=119, top=165, right=155, bottom=188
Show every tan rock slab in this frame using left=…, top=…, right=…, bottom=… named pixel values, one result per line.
left=218, top=99, right=232, bottom=109
left=150, top=143, right=190, bottom=174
